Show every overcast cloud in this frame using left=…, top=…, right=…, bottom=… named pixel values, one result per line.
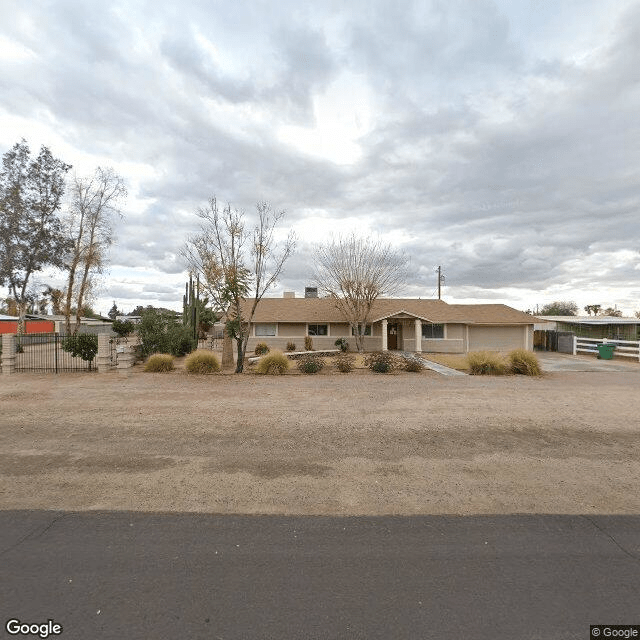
left=1, top=0, right=639, bottom=314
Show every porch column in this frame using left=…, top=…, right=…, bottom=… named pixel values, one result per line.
left=415, top=318, right=422, bottom=353
left=381, top=319, right=388, bottom=351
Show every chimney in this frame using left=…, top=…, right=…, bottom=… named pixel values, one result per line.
left=283, top=291, right=295, bottom=299
left=305, top=287, right=318, bottom=298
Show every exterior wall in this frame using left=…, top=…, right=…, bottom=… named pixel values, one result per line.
left=421, top=339, right=465, bottom=353
left=445, top=324, right=465, bottom=340
left=467, top=325, right=529, bottom=351
left=276, top=323, right=306, bottom=337
left=245, top=335, right=382, bottom=353
left=0, top=320, right=55, bottom=334
left=332, top=323, right=351, bottom=336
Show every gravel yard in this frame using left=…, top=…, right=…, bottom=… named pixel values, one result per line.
left=1, top=362, right=639, bottom=515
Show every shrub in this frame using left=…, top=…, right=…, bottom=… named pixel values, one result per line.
left=364, top=351, right=398, bottom=373
left=138, top=309, right=196, bottom=357
left=255, top=342, right=270, bottom=356
left=286, top=342, right=296, bottom=352
left=297, top=354, right=325, bottom=374
left=304, top=336, right=313, bottom=351
left=61, top=333, right=98, bottom=363
left=466, top=351, right=508, bottom=375
left=256, top=350, right=290, bottom=375
left=508, top=349, right=542, bottom=376
left=334, top=337, right=349, bottom=352
left=185, top=349, right=221, bottom=374
left=401, top=356, right=424, bottom=372
left=144, top=353, right=175, bottom=372
left=334, top=353, right=355, bottom=373
left=111, top=319, right=135, bottom=337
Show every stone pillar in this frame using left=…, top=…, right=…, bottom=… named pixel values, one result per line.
left=415, top=318, right=422, bottom=353
left=117, top=342, right=134, bottom=373
left=1, top=333, right=16, bottom=375
left=97, top=334, right=113, bottom=373
left=381, top=319, right=388, bottom=351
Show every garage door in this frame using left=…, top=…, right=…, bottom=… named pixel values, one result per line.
left=468, top=326, right=525, bottom=351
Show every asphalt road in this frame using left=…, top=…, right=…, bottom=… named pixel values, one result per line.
left=1, top=511, right=639, bottom=640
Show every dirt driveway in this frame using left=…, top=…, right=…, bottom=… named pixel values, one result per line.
left=1, top=365, right=639, bottom=515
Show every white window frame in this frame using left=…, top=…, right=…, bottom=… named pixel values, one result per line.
left=421, top=323, right=444, bottom=339
left=307, top=323, right=328, bottom=336
left=255, top=323, right=277, bottom=337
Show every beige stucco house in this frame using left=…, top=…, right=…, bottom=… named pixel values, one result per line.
left=240, top=295, right=535, bottom=354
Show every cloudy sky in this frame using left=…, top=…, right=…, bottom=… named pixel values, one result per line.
left=1, top=0, right=639, bottom=315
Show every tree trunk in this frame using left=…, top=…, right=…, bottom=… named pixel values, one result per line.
left=235, top=338, right=244, bottom=373
left=222, top=334, right=234, bottom=368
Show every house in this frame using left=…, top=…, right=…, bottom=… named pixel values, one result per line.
left=534, top=316, right=640, bottom=341
left=0, top=314, right=55, bottom=334
left=236, top=295, right=535, bottom=353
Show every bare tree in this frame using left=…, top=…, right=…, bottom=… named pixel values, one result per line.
left=313, top=234, right=408, bottom=352
left=63, top=167, right=126, bottom=334
left=0, top=140, right=71, bottom=332
left=182, top=196, right=295, bottom=373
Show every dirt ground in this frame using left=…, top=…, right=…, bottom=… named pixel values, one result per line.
left=1, top=361, right=639, bottom=515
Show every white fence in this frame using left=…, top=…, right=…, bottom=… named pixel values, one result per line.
left=573, top=336, right=640, bottom=361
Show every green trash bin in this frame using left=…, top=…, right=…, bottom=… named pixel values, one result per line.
left=596, top=344, right=616, bottom=359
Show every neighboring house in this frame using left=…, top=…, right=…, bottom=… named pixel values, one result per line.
left=235, top=295, right=535, bottom=354
left=0, top=314, right=55, bottom=334
left=535, top=316, right=640, bottom=341
left=23, top=314, right=114, bottom=335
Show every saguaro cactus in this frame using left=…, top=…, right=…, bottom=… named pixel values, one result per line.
left=183, top=274, right=200, bottom=340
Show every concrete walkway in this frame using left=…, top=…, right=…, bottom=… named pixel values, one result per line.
left=399, top=352, right=466, bottom=376
left=537, top=352, right=640, bottom=373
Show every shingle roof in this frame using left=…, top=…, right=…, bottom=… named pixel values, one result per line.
left=239, top=297, right=534, bottom=325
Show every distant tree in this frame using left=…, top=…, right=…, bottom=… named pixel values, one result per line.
left=0, top=140, right=72, bottom=332
left=635, top=310, right=640, bottom=319
left=584, top=304, right=601, bottom=316
left=313, top=234, right=408, bottom=352
left=182, top=196, right=295, bottom=373
left=62, top=167, right=126, bottom=335
left=603, top=307, right=623, bottom=317
left=538, top=301, right=578, bottom=316
left=107, top=301, right=120, bottom=320
left=42, top=285, right=65, bottom=315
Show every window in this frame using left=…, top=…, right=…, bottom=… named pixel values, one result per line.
left=308, top=324, right=328, bottom=336
left=255, top=323, right=276, bottom=337
left=422, top=323, right=444, bottom=339
left=352, top=325, right=371, bottom=336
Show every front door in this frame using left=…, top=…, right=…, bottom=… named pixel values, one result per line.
left=387, top=323, right=398, bottom=350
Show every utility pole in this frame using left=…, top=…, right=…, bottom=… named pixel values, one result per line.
left=437, top=266, right=445, bottom=300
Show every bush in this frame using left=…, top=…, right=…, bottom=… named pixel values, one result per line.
left=466, top=351, right=508, bottom=375
left=111, top=319, right=135, bottom=337
left=144, top=353, right=175, bottom=372
left=167, top=324, right=197, bottom=357
left=185, top=349, right=221, bottom=374
left=334, top=337, right=349, bottom=352
left=138, top=309, right=196, bottom=357
left=401, top=356, right=424, bottom=372
left=508, top=349, right=542, bottom=376
left=364, top=351, right=398, bottom=373
left=256, top=350, right=290, bottom=375
left=334, top=353, right=355, bottom=373
left=304, top=336, right=313, bottom=351
left=286, top=342, right=296, bottom=352
left=255, top=342, right=270, bottom=355
left=61, top=333, right=98, bottom=363
left=297, top=354, right=325, bottom=374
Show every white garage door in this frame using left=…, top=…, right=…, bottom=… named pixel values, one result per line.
left=468, top=326, right=525, bottom=351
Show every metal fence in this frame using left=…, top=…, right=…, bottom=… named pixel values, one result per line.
left=15, top=333, right=98, bottom=373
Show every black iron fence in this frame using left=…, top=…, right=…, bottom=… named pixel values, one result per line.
left=15, top=333, right=98, bottom=373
